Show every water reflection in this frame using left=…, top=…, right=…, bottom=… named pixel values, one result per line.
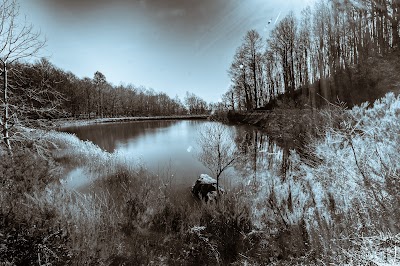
left=63, top=120, right=236, bottom=190
left=233, top=126, right=288, bottom=185
left=63, top=120, right=181, bottom=152
left=63, top=120, right=288, bottom=193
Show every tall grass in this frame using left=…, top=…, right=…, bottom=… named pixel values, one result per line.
left=1, top=93, right=399, bottom=265
left=0, top=148, right=73, bottom=265
left=245, top=92, right=400, bottom=264
left=1, top=128, right=255, bottom=264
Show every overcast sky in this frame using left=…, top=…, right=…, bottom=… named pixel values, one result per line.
left=20, top=0, right=313, bottom=103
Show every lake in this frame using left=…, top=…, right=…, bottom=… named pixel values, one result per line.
left=62, top=119, right=285, bottom=192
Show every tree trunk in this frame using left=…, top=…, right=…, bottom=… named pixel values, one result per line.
left=290, top=46, right=296, bottom=96
left=391, top=0, right=400, bottom=48
left=396, top=0, right=400, bottom=48
left=252, top=54, right=258, bottom=109
left=2, top=62, right=12, bottom=153
left=242, top=70, right=252, bottom=110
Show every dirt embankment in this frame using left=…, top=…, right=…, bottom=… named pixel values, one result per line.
left=227, top=109, right=318, bottom=150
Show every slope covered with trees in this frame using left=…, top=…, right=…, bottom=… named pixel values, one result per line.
left=224, top=0, right=400, bottom=111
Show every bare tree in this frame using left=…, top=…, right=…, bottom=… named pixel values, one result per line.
left=197, top=123, right=236, bottom=195
left=243, top=30, right=264, bottom=109
left=93, top=71, right=106, bottom=118
left=184, top=91, right=208, bottom=115
left=268, top=12, right=297, bottom=97
left=229, top=45, right=253, bottom=111
left=0, top=0, right=45, bottom=152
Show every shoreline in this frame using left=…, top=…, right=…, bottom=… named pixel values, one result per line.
left=227, top=109, right=316, bottom=150
left=48, top=114, right=209, bottom=129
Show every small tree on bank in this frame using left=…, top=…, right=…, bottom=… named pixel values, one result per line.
left=0, top=0, right=45, bottom=152
left=197, top=123, right=237, bottom=195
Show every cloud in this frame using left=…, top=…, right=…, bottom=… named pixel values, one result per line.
left=156, top=8, right=186, bottom=19
left=38, top=0, right=216, bottom=13
left=37, top=0, right=133, bottom=11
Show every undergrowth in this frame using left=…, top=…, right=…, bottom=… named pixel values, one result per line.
left=248, top=92, right=400, bottom=264
left=1, top=92, right=399, bottom=265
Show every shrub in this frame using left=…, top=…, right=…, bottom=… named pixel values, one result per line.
left=243, top=93, right=400, bottom=263
left=0, top=148, right=55, bottom=194
left=0, top=148, right=72, bottom=265
left=195, top=192, right=253, bottom=264
left=0, top=204, right=72, bottom=266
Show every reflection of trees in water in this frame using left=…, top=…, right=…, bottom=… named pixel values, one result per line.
left=63, top=120, right=180, bottom=152
left=233, top=126, right=290, bottom=183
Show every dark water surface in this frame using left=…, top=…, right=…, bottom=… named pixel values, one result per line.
left=63, top=119, right=284, bottom=191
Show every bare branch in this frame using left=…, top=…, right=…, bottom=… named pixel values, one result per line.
left=197, top=123, right=237, bottom=195
left=0, top=0, right=46, bottom=151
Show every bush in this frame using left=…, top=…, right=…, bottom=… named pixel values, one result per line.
left=303, top=93, right=400, bottom=262
left=243, top=93, right=400, bottom=264
left=190, top=192, right=253, bottom=264
left=0, top=148, right=72, bottom=265
left=0, top=148, right=55, bottom=194
left=0, top=205, right=72, bottom=266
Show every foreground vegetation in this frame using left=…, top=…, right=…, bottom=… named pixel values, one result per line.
left=1, top=93, right=399, bottom=265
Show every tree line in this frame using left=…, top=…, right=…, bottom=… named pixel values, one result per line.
left=0, top=0, right=212, bottom=151
left=2, top=57, right=211, bottom=146
left=7, top=59, right=210, bottom=119
left=225, top=0, right=400, bottom=111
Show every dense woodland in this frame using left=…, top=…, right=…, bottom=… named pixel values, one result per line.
left=223, top=0, right=400, bottom=111
left=5, top=60, right=211, bottom=120
left=2, top=56, right=209, bottom=151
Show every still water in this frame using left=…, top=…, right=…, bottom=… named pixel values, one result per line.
left=63, top=119, right=284, bottom=191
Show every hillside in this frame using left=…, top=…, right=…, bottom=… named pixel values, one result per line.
left=227, top=50, right=400, bottom=151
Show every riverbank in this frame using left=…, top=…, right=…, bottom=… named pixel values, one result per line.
left=227, top=109, right=320, bottom=150
left=37, top=114, right=209, bottom=129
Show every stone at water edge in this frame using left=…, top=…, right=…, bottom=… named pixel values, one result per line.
left=191, top=174, right=224, bottom=201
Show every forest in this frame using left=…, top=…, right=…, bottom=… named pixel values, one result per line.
left=4, top=59, right=210, bottom=118
left=221, top=0, right=400, bottom=111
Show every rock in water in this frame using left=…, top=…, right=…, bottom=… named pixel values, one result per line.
left=191, top=174, right=224, bottom=202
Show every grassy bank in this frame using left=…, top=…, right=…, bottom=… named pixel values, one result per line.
left=0, top=129, right=252, bottom=265
left=1, top=93, right=399, bottom=265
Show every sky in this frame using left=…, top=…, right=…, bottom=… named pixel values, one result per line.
left=19, top=0, right=313, bottom=103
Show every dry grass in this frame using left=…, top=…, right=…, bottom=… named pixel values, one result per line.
left=1, top=93, right=399, bottom=265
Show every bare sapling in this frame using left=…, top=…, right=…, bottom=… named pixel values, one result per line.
left=197, top=123, right=237, bottom=196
